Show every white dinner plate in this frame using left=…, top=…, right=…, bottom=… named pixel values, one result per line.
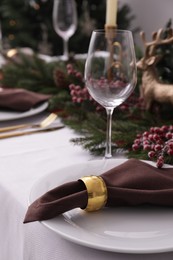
left=29, top=159, right=173, bottom=254
left=0, top=102, right=48, bottom=121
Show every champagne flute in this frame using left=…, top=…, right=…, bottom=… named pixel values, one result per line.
left=52, top=0, right=77, bottom=60
left=85, top=29, right=137, bottom=158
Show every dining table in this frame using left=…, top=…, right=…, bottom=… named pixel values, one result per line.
left=1, top=110, right=173, bottom=260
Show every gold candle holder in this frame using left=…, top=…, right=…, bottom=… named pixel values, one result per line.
left=104, top=24, right=117, bottom=81
left=104, top=24, right=117, bottom=39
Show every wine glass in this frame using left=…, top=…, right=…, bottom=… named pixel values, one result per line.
left=52, top=0, right=77, bottom=60
left=85, top=29, right=137, bottom=158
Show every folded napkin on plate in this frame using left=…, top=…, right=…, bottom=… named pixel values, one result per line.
left=24, top=158, right=173, bottom=223
left=0, top=88, right=51, bottom=112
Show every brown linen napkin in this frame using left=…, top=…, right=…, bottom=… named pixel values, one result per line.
left=24, top=158, right=173, bottom=223
left=0, top=88, right=51, bottom=112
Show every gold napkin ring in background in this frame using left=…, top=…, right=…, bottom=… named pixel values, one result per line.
left=79, top=176, right=108, bottom=212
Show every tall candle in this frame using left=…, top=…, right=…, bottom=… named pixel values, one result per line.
left=106, top=0, right=118, bottom=26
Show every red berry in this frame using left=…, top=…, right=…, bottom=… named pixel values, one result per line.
left=143, top=131, right=149, bottom=137
left=70, top=89, right=76, bottom=95
left=143, top=144, right=151, bottom=150
left=154, top=144, right=162, bottom=151
left=156, top=155, right=164, bottom=168
left=132, top=144, right=139, bottom=151
left=69, top=84, right=75, bottom=90
left=158, top=155, right=164, bottom=160
left=134, top=139, right=141, bottom=144
left=167, top=149, right=173, bottom=156
left=169, top=126, right=173, bottom=131
left=161, top=125, right=169, bottom=132
left=143, top=140, right=149, bottom=145
left=165, top=132, right=173, bottom=139
left=153, top=134, right=160, bottom=141
left=168, top=141, right=173, bottom=149
left=148, top=151, right=156, bottom=158
left=148, top=134, right=154, bottom=141
left=150, top=127, right=155, bottom=133
left=156, top=159, right=164, bottom=168
left=153, top=127, right=160, bottom=134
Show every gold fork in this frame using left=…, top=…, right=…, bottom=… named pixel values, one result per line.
left=0, top=113, right=58, bottom=133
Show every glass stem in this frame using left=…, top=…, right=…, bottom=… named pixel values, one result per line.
left=63, top=39, right=69, bottom=60
left=105, top=108, right=114, bottom=159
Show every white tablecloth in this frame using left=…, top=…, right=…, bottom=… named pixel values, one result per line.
left=1, top=113, right=173, bottom=260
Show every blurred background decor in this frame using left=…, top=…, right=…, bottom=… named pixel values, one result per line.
left=52, top=0, right=77, bottom=60
left=0, top=0, right=138, bottom=55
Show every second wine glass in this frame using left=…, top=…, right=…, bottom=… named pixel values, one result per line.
left=53, top=0, right=77, bottom=60
left=85, top=29, right=137, bottom=158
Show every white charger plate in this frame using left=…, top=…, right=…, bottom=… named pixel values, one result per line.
left=29, top=159, right=173, bottom=254
left=0, top=101, right=48, bottom=121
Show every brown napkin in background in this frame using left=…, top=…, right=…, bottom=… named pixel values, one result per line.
left=0, top=88, right=51, bottom=112
left=24, top=158, right=173, bottom=223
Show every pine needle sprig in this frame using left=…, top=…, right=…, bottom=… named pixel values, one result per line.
left=1, top=53, right=59, bottom=93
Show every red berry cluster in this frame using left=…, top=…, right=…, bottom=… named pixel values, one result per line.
left=132, top=125, right=173, bottom=168
left=66, top=63, right=145, bottom=114
left=67, top=63, right=89, bottom=104
left=69, top=84, right=91, bottom=103
left=66, top=64, right=83, bottom=80
left=67, top=64, right=102, bottom=110
left=119, top=95, right=145, bottom=112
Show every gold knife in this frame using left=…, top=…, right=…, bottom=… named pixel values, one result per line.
left=0, top=113, right=58, bottom=133
left=0, top=125, right=64, bottom=139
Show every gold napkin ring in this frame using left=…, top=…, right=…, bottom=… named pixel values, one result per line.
left=79, top=176, right=107, bottom=212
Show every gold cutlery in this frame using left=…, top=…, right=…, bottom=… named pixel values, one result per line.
left=0, top=113, right=58, bottom=133
left=0, top=125, right=64, bottom=139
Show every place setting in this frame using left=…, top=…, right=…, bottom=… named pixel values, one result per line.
left=0, top=87, right=64, bottom=138
left=25, top=158, right=173, bottom=254
left=0, top=87, right=50, bottom=121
